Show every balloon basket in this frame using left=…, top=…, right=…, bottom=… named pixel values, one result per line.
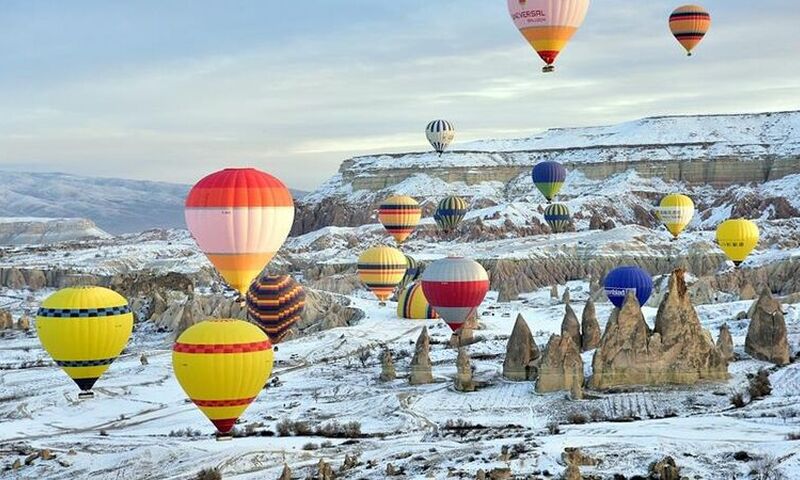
left=216, top=433, right=234, bottom=442
left=379, top=301, right=387, bottom=307
left=78, top=391, right=95, bottom=400
left=542, top=65, right=555, bottom=73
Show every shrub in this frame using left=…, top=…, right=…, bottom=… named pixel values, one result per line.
left=169, top=427, right=203, bottom=438
left=196, top=468, right=222, bottom=480
left=291, top=420, right=312, bottom=436
left=749, top=455, right=784, bottom=480
left=566, top=412, right=588, bottom=425
left=748, top=369, right=772, bottom=399
left=276, top=419, right=292, bottom=437
left=546, top=421, right=560, bottom=435
left=786, top=432, right=800, bottom=441
left=302, top=442, right=319, bottom=451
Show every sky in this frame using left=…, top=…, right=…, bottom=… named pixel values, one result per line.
left=0, top=1, right=798, bottom=191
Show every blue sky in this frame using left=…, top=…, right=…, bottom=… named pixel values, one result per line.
left=1, top=1, right=798, bottom=190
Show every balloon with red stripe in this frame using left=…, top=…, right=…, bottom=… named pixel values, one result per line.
left=172, top=319, right=274, bottom=435
left=185, top=168, right=294, bottom=297
left=421, top=257, right=490, bottom=331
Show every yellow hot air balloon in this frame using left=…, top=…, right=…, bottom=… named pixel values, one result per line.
left=657, top=194, right=695, bottom=239
left=173, top=319, right=273, bottom=436
left=507, top=0, right=590, bottom=73
left=357, top=246, right=407, bottom=303
left=378, top=195, right=422, bottom=244
left=716, top=219, right=759, bottom=267
left=36, top=287, right=133, bottom=398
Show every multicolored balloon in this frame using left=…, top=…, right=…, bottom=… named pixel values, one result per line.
left=173, top=319, right=273, bottom=435
left=397, top=282, right=438, bottom=320
left=532, top=161, right=567, bottom=202
left=397, top=254, right=422, bottom=295
left=421, top=257, right=489, bottom=331
left=246, top=274, right=306, bottom=343
left=434, top=195, right=469, bottom=233
left=656, top=194, right=695, bottom=239
left=426, top=120, right=455, bottom=156
left=36, top=287, right=133, bottom=397
left=357, top=246, right=408, bottom=302
left=185, top=168, right=294, bottom=296
left=378, top=196, right=422, bottom=244
left=507, top=0, right=590, bottom=73
left=716, top=219, right=759, bottom=267
left=604, top=266, right=654, bottom=309
left=669, top=5, right=711, bottom=56
left=544, top=203, right=571, bottom=233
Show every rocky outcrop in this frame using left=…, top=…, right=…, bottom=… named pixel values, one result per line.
left=0, top=218, right=110, bottom=246
left=278, top=463, right=291, bottom=480
left=16, top=316, right=30, bottom=331
left=590, top=271, right=729, bottom=389
left=739, top=283, right=757, bottom=301
left=745, top=288, right=790, bottom=365
left=561, top=288, right=571, bottom=304
left=650, top=456, right=681, bottom=480
left=580, top=298, right=601, bottom=352
left=550, top=285, right=559, bottom=300
left=0, top=310, right=12, bottom=330
left=560, top=304, right=581, bottom=351
left=380, top=350, right=396, bottom=382
left=562, top=465, right=581, bottom=480
left=536, top=334, right=584, bottom=394
left=409, top=327, right=434, bottom=385
left=717, top=324, right=735, bottom=362
left=454, top=348, right=475, bottom=392
left=503, top=314, right=540, bottom=381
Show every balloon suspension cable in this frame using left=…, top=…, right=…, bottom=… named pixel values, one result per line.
left=78, top=391, right=95, bottom=400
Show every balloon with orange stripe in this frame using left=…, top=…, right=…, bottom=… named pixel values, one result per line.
left=507, top=0, right=590, bottom=73
left=357, top=246, right=407, bottom=303
left=669, top=5, right=711, bottom=56
left=378, top=195, right=422, bottom=244
left=185, top=168, right=294, bottom=297
left=172, top=319, right=274, bottom=435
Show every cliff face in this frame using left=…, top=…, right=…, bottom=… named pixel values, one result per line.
left=0, top=218, right=110, bottom=246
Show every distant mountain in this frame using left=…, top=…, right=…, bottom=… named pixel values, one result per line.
left=0, top=171, right=307, bottom=235
left=0, top=217, right=111, bottom=246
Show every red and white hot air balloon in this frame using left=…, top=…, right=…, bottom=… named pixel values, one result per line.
left=421, top=257, right=489, bottom=331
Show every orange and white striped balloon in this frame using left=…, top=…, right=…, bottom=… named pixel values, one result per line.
left=185, top=168, right=294, bottom=296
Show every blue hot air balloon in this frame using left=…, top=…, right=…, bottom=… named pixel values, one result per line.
left=603, top=266, right=653, bottom=309
left=531, top=161, right=567, bottom=202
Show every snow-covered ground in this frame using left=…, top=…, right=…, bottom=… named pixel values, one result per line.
left=1, top=283, right=798, bottom=479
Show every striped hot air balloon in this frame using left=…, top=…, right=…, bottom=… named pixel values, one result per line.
left=173, top=319, right=273, bottom=435
left=185, top=168, right=294, bottom=297
left=357, top=246, right=408, bottom=303
left=604, top=266, right=653, bottom=309
left=669, top=5, right=711, bottom=56
left=36, top=287, right=133, bottom=398
left=532, top=161, right=567, bottom=202
left=378, top=196, right=422, bottom=244
left=435, top=195, right=469, bottom=233
left=426, top=120, right=455, bottom=156
left=421, top=257, right=490, bottom=331
left=246, top=274, right=305, bottom=343
left=397, top=281, right=438, bottom=320
left=656, top=194, right=695, bottom=240
left=507, top=0, right=590, bottom=73
left=397, top=254, right=422, bottom=295
left=544, top=203, right=571, bottom=233
left=716, top=219, right=759, bottom=267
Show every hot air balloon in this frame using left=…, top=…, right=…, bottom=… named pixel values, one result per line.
left=657, top=194, right=695, bottom=240
left=426, top=120, right=455, bottom=156
left=357, top=246, right=408, bottom=303
left=669, top=5, right=711, bottom=56
left=421, top=257, right=489, bottom=331
left=604, top=266, right=653, bottom=309
left=435, top=195, right=469, bottom=233
left=716, top=219, right=759, bottom=267
left=397, top=254, right=422, bottom=294
left=397, top=282, right=438, bottom=320
left=185, top=168, right=294, bottom=298
left=246, top=274, right=305, bottom=343
left=507, top=0, right=590, bottom=73
left=173, top=319, right=273, bottom=436
left=532, top=161, right=567, bottom=202
left=36, top=287, right=133, bottom=398
left=544, top=203, right=571, bottom=233
left=378, top=196, right=422, bottom=244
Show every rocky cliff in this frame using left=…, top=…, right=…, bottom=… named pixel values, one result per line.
left=0, top=218, right=110, bottom=246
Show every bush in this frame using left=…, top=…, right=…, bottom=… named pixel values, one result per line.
left=302, top=442, right=319, bottom=451
left=566, top=412, right=588, bottom=425
left=196, top=468, right=222, bottom=480
left=730, top=392, right=747, bottom=408
left=749, top=455, right=784, bottom=479
left=546, top=421, right=560, bottom=435
left=169, top=427, right=203, bottom=438
left=748, top=369, right=772, bottom=399
left=321, top=440, right=333, bottom=448
left=276, top=419, right=292, bottom=436
left=787, top=432, right=800, bottom=441
left=291, top=421, right=312, bottom=436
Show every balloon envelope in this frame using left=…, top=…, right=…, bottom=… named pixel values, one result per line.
left=421, top=257, right=489, bottom=331
left=246, top=274, right=305, bottom=343
left=657, top=194, right=695, bottom=239
left=426, top=120, right=455, bottom=155
left=36, top=287, right=133, bottom=393
left=357, top=246, right=408, bottom=302
left=173, top=319, right=273, bottom=434
left=397, top=282, right=438, bottom=320
left=716, top=219, right=759, bottom=266
left=378, top=196, right=422, bottom=244
left=544, top=203, right=571, bottom=233
left=435, top=195, right=469, bottom=233
left=669, top=5, right=711, bottom=56
left=185, top=168, right=294, bottom=296
left=397, top=254, right=422, bottom=295
left=532, top=161, right=567, bottom=202
left=604, top=266, right=653, bottom=309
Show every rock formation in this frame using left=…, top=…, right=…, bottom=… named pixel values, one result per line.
left=16, top=315, right=30, bottom=331
left=739, top=282, right=757, bottom=301
left=379, top=350, right=396, bottom=381
left=454, top=348, right=475, bottom=392
left=316, top=459, right=334, bottom=480
left=717, top=324, right=735, bottom=362
left=562, top=465, right=581, bottom=480
left=560, top=303, right=581, bottom=352
left=409, top=327, right=434, bottom=385
left=550, top=285, right=559, bottom=300
left=502, top=314, right=540, bottom=381
left=278, top=464, right=291, bottom=480
left=590, top=270, right=728, bottom=389
left=580, top=298, right=601, bottom=352
left=745, top=288, right=790, bottom=365
left=0, top=310, right=12, bottom=330
left=650, top=456, right=681, bottom=480
left=561, top=288, right=571, bottom=304
left=536, top=334, right=584, bottom=394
